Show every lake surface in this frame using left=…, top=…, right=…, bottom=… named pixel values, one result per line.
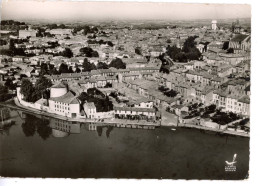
left=0, top=107, right=249, bottom=179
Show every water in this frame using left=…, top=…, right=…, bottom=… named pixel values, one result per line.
left=0, top=107, right=249, bottom=179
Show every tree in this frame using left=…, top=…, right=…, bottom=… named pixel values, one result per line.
left=159, top=65, right=170, bottom=74
left=109, top=58, right=126, bottom=69
left=166, top=36, right=201, bottom=62
left=97, top=62, right=108, bottom=69
left=208, top=104, right=216, bottom=112
left=166, top=45, right=182, bottom=61
left=61, top=48, right=73, bottom=58
left=50, top=67, right=59, bottom=75
left=82, top=58, right=96, bottom=72
left=33, top=76, right=52, bottom=101
left=135, top=47, right=142, bottom=55
left=9, top=39, right=15, bottom=52
left=59, top=24, right=66, bottom=29
left=20, top=79, right=35, bottom=102
left=40, top=63, right=49, bottom=76
left=0, top=84, right=8, bottom=102
left=5, top=78, right=16, bottom=90
left=158, top=86, right=169, bottom=92
left=8, top=39, right=26, bottom=56
left=48, top=24, right=58, bottom=29
left=75, top=67, right=81, bottom=73
left=80, top=47, right=99, bottom=57
left=211, top=111, right=240, bottom=125
left=164, top=89, right=178, bottom=97
left=227, top=48, right=234, bottom=53
left=68, top=66, right=74, bottom=73
left=47, top=41, right=59, bottom=48
left=181, top=36, right=201, bottom=61
left=104, top=82, right=112, bottom=88
left=0, top=39, right=7, bottom=46
left=83, top=26, right=91, bottom=35
left=107, top=41, right=114, bottom=47
left=222, top=41, right=229, bottom=50
left=59, top=63, right=69, bottom=74
left=92, top=51, right=99, bottom=57
left=182, top=36, right=197, bottom=52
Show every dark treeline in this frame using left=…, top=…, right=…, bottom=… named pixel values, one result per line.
left=73, top=25, right=99, bottom=35
left=160, top=36, right=202, bottom=74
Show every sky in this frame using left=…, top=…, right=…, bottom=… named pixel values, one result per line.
left=0, top=0, right=251, bottom=21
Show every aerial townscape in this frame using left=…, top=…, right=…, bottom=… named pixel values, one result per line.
left=0, top=0, right=253, bottom=180
left=0, top=18, right=250, bottom=136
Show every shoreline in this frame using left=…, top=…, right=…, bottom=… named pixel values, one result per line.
left=0, top=100, right=249, bottom=137
left=163, top=110, right=250, bottom=138
left=0, top=98, right=161, bottom=127
left=176, top=123, right=249, bottom=138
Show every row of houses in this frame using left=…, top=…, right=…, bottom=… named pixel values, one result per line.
left=45, top=66, right=160, bottom=82
left=17, top=80, right=160, bottom=122
left=122, top=79, right=179, bottom=108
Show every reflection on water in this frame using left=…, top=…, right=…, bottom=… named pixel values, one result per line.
left=49, top=118, right=80, bottom=138
left=0, top=120, right=16, bottom=136
left=19, top=112, right=114, bottom=139
left=0, top=107, right=16, bottom=135
left=0, top=108, right=249, bottom=179
left=21, top=114, right=52, bottom=140
left=106, top=126, right=113, bottom=138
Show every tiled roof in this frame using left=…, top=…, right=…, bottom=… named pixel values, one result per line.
left=231, top=34, right=249, bottom=42
left=49, top=91, right=80, bottom=104
left=238, top=95, right=250, bottom=104
left=114, top=106, right=156, bottom=113
left=83, top=102, right=96, bottom=109
left=129, top=97, right=152, bottom=104
left=51, top=82, right=67, bottom=88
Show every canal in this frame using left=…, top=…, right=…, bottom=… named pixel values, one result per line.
left=0, top=107, right=249, bottom=179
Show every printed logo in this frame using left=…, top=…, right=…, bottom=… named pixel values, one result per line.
left=225, top=153, right=237, bottom=172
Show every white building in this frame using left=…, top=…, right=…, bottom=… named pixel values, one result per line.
left=49, top=91, right=81, bottom=118
left=19, top=30, right=37, bottom=38
left=83, top=102, right=97, bottom=119
left=114, top=106, right=156, bottom=120
left=48, top=83, right=81, bottom=118
left=50, top=82, right=67, bottom=98
left=211, top=20, right=217, bottom=30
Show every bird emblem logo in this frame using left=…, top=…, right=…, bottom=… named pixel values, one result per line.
left=225, top=154, right=237, bottom=166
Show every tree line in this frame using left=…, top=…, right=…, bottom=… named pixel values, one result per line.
left=20, top=76, right=52, bottom=103
left=159, top=36, right=202, bottom=73
left=87, top=39, right=114, bottom=47
left=166, top=36, right=202, bottom=62
left=39, top=57, right=126, bottom=76
left=72, top=25, right=99, bottom=35
left=77, top=88, right=113, bottom=112
left=82, top=58, right=126, bottom=72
